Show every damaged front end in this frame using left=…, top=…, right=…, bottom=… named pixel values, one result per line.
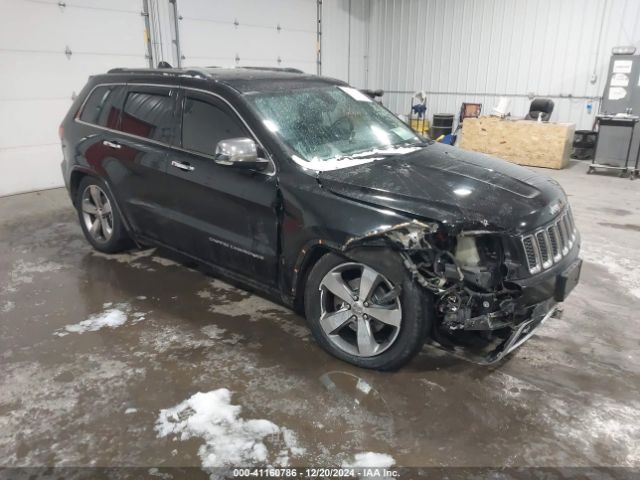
left=343, top=221, right=559, bottom=364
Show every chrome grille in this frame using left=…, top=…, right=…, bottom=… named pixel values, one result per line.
left=520, top=208, right=577, bottom=274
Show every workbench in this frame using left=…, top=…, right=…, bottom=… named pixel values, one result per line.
left=459, top=116, right=575, bottom=169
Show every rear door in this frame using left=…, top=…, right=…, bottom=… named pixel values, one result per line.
left=111, top=84, right=179, bottom=240
left=76, top=84, right=127, bottom=186
left=162, top=89, right=279, bottom=287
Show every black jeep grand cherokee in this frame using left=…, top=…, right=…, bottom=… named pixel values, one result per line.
left=60, top=67, right=582, bottom=370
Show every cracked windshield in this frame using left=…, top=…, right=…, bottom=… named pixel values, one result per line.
left=248, top=86, right=423, bottom=162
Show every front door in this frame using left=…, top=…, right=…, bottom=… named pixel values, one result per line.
left=162, top=89, right=279, bottom=287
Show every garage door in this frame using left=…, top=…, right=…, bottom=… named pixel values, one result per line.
left=0, top=0, right=150, bottom=197
left=177, top=0, right=318, bottom=73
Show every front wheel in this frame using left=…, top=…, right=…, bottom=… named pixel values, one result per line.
left=304, top=253, right=430, bottom=370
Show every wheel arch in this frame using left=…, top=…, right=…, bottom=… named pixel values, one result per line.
left=292, top=241, right=341, bottom=314
left=69, top=167, right=92, bottom=207
left=71, top=168, right=136, bottom=239
left=291, top=240, right=412, bottom=315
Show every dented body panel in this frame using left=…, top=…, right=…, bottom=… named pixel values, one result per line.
left=316, top=142, right=568, bottom=235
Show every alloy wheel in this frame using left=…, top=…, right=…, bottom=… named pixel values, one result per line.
left=81, top=185, right=114, bottom=243
left=319, top=262, right=402, bottom=357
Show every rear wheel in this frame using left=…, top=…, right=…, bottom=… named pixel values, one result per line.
left=304, top=253, right=429, bottom=370
left=76, top=176, right=132, bottom=253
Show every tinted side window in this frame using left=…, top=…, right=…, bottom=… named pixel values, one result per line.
left=79, top=85, right=124, bottom=129
left=182, top=96, right=248, bottom=155
left=120, top=90, right=175, bottom=143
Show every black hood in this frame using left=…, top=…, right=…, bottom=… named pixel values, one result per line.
left=317, top=143, right=567, bottom=234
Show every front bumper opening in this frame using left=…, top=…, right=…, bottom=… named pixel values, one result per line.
left=430, top=299, right=560, bottom=365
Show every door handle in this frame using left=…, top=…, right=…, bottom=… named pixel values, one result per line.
left=102, top=140, right=121, bottom=149
left=171, top=160, right=195, bottom=172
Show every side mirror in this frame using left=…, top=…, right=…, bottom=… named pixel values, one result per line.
left=214, top=137, right=270, bottom=171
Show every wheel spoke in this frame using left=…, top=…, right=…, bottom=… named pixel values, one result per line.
left=100, top=201, right=112, bottom=215
left=90, top=218, right=101, bottom=237
left=89, top=185, right=102, bottom=208
left=99, top=215, right=111, bottom=238
left=319, top=309, right=352, bottom=335
left=81, top=199, right=98, bottom=215
left=358, top=266, right=381, bottom=301
left=357, top=317, right=378, bottom=356
left=363, top=305, right=401, bottom=328
left=321, top=272, right=355, bottom=304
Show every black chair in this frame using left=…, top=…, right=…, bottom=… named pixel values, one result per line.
left=525, top=98, right=554, bottom=121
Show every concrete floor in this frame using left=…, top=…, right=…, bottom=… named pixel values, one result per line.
left=1, top=160, right=640, bottom=471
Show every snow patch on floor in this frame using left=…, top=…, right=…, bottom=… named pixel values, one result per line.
left=201, top=324, right=226, bottom=340
left=342, top=452, right=396, bottom=478
left=155, top=389, right=305, bottom=468
left=56, top=308, right=127, bottom=335
left=197, top=279, right=250, bottom=307
left=196, top=289, right=213, bottom=299
left=142, top=325, right=216, bottom=353
left=151, top=256, right=181, bottom=267
left=148, top=468, right=172, bottom=479
left=490, top=371, right=545, bottom=400
left=55, top=303, right=147, bottom=336
left=92, top=248, right=156, bottom=269
left=199, top=324, right=244, bottom=345
left=1, top=300, right=15, bottom=313
left=3, top=259, right=64, bottom=293
left=419, top=378, right=446, bottom=393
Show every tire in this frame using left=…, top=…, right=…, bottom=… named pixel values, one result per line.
left=304, top=252, right=430, bottom=370
left=76, top=176, right=132, bottom=254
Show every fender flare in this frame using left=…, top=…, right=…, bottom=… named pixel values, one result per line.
left=69, top=166, right=136, bottom=238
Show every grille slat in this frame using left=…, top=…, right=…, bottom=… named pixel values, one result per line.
left=536, top=231, right=553, bottom=269
left=520, top=207, right=577, bottom=275
left=563, top=214, right=574, bottom=246
left=558, top=215, right=570, bottom=254
left=567, top=210, right=576, bottom=235
left=547, top=225, right=560, bottom=261
left=522, top=235, right=539, bottom=274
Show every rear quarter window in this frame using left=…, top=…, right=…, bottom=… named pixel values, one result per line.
left=79, top=85, right=125, bottom=129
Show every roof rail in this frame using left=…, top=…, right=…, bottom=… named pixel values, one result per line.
left=106, top=67, right=212, bottom=79
left=240, top=66, right=305, bottom=74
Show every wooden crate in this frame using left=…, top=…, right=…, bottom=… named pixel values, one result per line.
left=459, top=117, right=575, bottom=169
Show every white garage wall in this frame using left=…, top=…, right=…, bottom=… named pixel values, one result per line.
left=321, top=0, right=369, bottom=88
left=0, top=0, right=150, bottom=197
left=175, top=0, right=318, bottom=72
left=5, top=0, right=637, bottom=196
left=364, top=0, right=640, bottom=129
